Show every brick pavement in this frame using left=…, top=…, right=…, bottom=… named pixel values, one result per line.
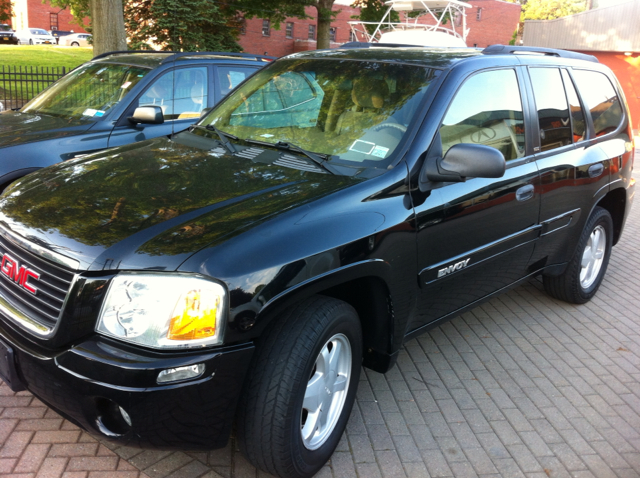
left=0, top=166, right=639, bottom=477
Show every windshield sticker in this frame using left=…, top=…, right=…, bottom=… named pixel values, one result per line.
left=82, top=108, right=98, bottom=117
left=260, top=134, right=275, bottom=138
left=349, top=140, right=375, bottom=155
left=121, top=81, right=132, bottom=89
left=94, top=110, right=105, bottom=117
left=371, top=146, right=389, bottom=158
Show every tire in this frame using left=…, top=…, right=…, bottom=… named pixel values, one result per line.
left=543, top=206, right=613, bottom=304
left=71, top=42, right=79, bottom=47
left=28, top=39, right=33, bottom=45
left=237, top=296, right=362, bottom=478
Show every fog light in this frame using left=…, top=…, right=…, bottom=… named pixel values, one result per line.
left=157, top=363, right=205, bottom=383
left=119, top=406, right=132, bottom=426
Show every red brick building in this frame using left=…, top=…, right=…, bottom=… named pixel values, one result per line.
left=466, top=0, right=521, bottom=48
left=10, top=0, right=88, bottom=33
left=238, top=0, right=520, bottom=57
left=238, top=4, right=360, bottom=58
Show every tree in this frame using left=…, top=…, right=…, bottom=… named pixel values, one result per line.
left=125, top=0, right=242, bottom=51
left=0, top=0, right=11, bottom=24
left=49, top=0, right=127, bottom=56
left=521, top=0, right=587, bottom=21
left=352, top=0, right=399, bottom=35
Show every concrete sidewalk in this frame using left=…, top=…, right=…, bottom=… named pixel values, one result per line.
left=0, top=174, right=639, bottom=478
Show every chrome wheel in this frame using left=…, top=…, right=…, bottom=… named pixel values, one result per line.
left=301, top=333, right=352, bottom=450
left=580, top=225, right=606, bottom=289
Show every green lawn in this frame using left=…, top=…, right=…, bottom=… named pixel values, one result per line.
left=0, top=46, right=93, bottom=105
left=0, top=45, right=93, bottom=69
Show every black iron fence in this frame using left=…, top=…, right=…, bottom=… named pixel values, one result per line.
left=0, top=66, right=67, bottom=111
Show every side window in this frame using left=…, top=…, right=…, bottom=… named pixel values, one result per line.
left=529, top=68, right=571, bottom=151
left=572, top=69, right=624, bottom=137
left=561, top=69, right=587, bottom=142
left=216, top=66, right=257, bottom=99
left=440, top=69, right=525, bottom=161
left=139, top=67, right=208, bottom=121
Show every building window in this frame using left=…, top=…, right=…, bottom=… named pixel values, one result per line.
left=308, top=24, right=316, bottom=40
left=50, top=13, right=58, bottom=30
left=239, top=19, right=246, bottom=35
left=476, top=8, right=482, bottom=21
left=329, top=27, right=336, bottom=42
left=349, top=30, right=355, bottom=42
left=286, top=22, right=293, bottom=39
left=262, top=19, right=270, bottom=36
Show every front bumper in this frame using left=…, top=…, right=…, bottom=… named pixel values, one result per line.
left=0, top=325, right=254, bottom=450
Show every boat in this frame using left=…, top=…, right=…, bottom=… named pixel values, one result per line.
left=348, top=0, right=472, bottom=47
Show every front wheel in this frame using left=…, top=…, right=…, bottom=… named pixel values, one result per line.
left=71, top=41, right=79, bottom=47
left=237, top=296, right=362, bottom=478
left=28, top=39, right=33, bottom=45
left=543, top=206, right=613, bottom=304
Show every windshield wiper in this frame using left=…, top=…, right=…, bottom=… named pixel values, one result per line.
left=190, top=124, right=237, bottom=153
left=245, top=139, right=335, bottom=175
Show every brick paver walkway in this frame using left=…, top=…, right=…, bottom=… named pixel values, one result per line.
left=0, top=164, right=638, bottom=478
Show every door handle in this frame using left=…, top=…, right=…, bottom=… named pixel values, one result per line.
left=588, top=163, right=604, bottom=178
left=516, top=184, right=535, bottom=202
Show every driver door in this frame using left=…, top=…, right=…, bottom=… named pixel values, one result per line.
left=108, top=67, right=209, bottom=148
left=409, top=67, right=541, bottom=333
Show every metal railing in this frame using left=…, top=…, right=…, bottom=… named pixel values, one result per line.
left=0, top=66, right=67, bottom=111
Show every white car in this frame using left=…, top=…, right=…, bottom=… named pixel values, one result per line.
left=15, top=28, right=56, bottom=45
left=61, top=33, right=91, bottom=47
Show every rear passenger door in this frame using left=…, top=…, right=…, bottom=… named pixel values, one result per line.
left=528, top=67, right=621, bottom=268
left=411, top=67, right=541, bottom=332
left=214, top=65, right=260, bottom=103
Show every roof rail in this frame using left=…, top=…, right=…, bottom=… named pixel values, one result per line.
left=92, top=50, right=172, bottom=61
left=92, top=50, right=275, bottom=63
left=158, top=51, right=275, bottom=64
left=340, top=41, right=425, bottom=49
left=482, top=45, right=598, bottom=63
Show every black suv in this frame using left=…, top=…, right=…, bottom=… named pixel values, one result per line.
left=0, top=51, right=271, bottom=190
left=0, top=24, right=18, bottom=45
left=0, top=45, right=633, bottom=478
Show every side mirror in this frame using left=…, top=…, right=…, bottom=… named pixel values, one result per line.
left=200, top=107, right=212, bottom=119
left=424, top=143, right=506, bottom=182
left=128, top=106, right=164, bottom=125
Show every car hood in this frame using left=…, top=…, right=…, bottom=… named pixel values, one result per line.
left=0, top=132, right=361, bottom=272
left=0, top=110, right=95, bottom=149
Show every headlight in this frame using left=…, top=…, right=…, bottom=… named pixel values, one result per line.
left=96, top=273, right=226, bottom=349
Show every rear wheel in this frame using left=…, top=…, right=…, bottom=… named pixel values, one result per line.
left=28, top=39, right=33, bottom=45
left=237, top=296, right=362, bottom=478
left=71, top=41, right=79, bottom=47
left=543, top=206, right=613, bottom=304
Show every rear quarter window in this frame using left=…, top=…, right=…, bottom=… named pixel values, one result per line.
left=572, top=70, right=624, bottom=137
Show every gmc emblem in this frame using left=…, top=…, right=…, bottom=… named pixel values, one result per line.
left=0, top=254, right=40, bottom=294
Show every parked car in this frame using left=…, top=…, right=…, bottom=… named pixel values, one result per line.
left=61, top=32, right=91, bottom=47
left=0, top=44, right=633, bottom=478
left=15, top=28, right=56, bottom=45
left=0, top=50, right=272, bottom=190
left=0, top=24, right=18, bottom=45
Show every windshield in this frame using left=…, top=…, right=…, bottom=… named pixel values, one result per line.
left=0, top=25, right=11, bottom=32
left=31, top=29, right=48, bottom=35
left=22, top=62, right=150, bottom=119
left=202, top=58, right=439, bottom=168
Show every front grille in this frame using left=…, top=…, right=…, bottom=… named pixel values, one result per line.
left=0, top=233, right=75, bottom=330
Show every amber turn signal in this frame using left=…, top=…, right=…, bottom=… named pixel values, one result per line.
left=168, top=290, right=219, bottom=340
